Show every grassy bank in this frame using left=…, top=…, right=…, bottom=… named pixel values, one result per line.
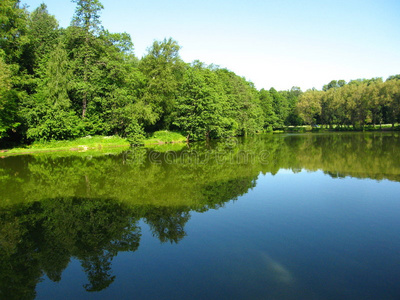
left=1, top=135, right=130, bottom=155
left=1, top=131, right=187, bottom=156
left=143, top=130, right=187, bottom=145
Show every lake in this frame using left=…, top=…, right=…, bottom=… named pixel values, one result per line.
left=1, top=132, right=400, bottom=300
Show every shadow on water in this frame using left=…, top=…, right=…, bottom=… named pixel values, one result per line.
left=0, top=132, right=399, bottom=298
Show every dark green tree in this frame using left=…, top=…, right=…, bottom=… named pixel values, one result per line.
left=21, top=42, right=82, bottom=141
left=27, top=3, right=60, bottom=73
left=269, top=87, right=289, bottom=128
left=70, top=0, right=104, bottom=119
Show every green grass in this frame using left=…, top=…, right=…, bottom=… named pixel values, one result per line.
left=1, top=131, right=187, bottom=156
left=1, top=135, right=130, bottom=155
left=143, top=130, right=186, bottom=145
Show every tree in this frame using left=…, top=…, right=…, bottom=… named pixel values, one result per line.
left=259, top=89, right=278, bottom=129
left=139, top=38, right=185, bottom=130
left=0, top=0, right=29, bottom=66
left=0, top=53, right=16, bottom=140
left=0, top=0, right=30, bottom=144
left=381, top=79, right=400, bottom=128
left=269, top=87, right=289, bottom=127
left=387, top=74, right=400, bottom=81
left=70, top=0, right=104, bottom=119
left=342, top=83, right=369, bottom=128
left=215, top=68, right=263, bottom=135
left=297, top=89, right=322, bottom=125
left=280, top=86, right=303, bottom=126
left=87, top=30, right=146, bottom=138
left=27, top=3, right=60, bottom=73
left=21, top=42, right=82, bottom=141
left=174, top=64, right=231, bottom=141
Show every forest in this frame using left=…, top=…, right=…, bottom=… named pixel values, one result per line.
left=1, top=0, right=400, bottom=147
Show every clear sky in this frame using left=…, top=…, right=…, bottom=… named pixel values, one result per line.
left=24, top=0, right=400, bottom=91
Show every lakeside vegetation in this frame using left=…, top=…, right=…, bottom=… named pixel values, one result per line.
left=1, top=0, right=400, bottom=150
left=0, top=130, right=187, bottom=155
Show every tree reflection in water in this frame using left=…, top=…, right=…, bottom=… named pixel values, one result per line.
left=1, top=132, right=399, bottom=298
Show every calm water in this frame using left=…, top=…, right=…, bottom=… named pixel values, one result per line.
left=1, top=132, right=400, bottom=300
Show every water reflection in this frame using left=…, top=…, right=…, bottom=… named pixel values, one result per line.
left=0, top=132, right=399, bottom=298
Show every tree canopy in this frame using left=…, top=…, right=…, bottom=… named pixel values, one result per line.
left=0, top=0, right=399, bottom=147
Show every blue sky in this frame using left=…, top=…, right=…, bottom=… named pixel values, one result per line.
left=25, top=0, right=400, bottom=91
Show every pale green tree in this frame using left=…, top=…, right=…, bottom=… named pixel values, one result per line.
left=297, top=89, right=323, bottom=125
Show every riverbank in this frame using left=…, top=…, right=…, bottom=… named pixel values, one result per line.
left=278, top=124, right=399, bottom=133
left=0, top=131, right=187, bottom=156
left=2, top=125, right=398, bottom=156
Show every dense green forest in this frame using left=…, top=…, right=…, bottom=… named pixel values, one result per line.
left=1, top=0, right=400, bottom=147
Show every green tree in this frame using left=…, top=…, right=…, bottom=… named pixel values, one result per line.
left=70, top=0, right=104, bottom=119
left=269, top=87, right=289, bottom=127
left=88, top=30, right=146, bottom=138
left=0, top=53, right=17, bottom=140
left=342, top=82, right=369, bottom=128
left=139, top=38, right=185, bottom=130
left=387, top=74, right=400, bottom=81
left=174, top=64, right=231, bottom=141
left=381, top=79, right=400, bottom=128
left=280, top=86, right=303, bottom=126
left=0, top=0, right=29, bottom=66
left=21, top=42, right=82, bottom=141
left=215, top=68, right=263, bottom=135
left=297, top=89, right=322, bottom=125
left=27, top=3, right=60, bottom=73
left=0, top=0, right=31, bottom=145
left=259, top=88, right=278, bottom=129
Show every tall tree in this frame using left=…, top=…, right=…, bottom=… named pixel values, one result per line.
left=297, top=89, right=322, bottom=125
left=21, top=42, right=82, bottom=141
left=70, top=0, right=104, bottom=119
left=174, top=64, right=231, bottom=141
left=0, top=53, right=15, bottom=140
left=215, top=68, right=263, bottom=135
left=280, top=86, right=303, bottom=126
left=259, top=88, right=278, bottom=129
left=381, top=79, right=400, bottom=128
left=139, top=38, right=185, bottom=130
left=27, top=3, right=60, bottom=73
left=0, top=0, right=29, bottom=66
left=0, top=0, right=30, bottom=144
left=269, top=87, right=289, bottom=127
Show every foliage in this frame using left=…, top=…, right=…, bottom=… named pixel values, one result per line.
left=297, top=89, right=322, bottom=125
left=296, top=79, right=400, bottom=128
left=139, top=38, right=185, bottom=130
left=144, top=130, right=186, bottom=145
left=174, top=64, right=236, bottom=140
left=1, top=0, right=400, bottom=148
left=125, top=120, right=145, bottom=145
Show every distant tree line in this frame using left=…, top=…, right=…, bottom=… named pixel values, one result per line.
left=297, top=77, right=400, bottom=129
left=1, top=0, right=399, bottom=146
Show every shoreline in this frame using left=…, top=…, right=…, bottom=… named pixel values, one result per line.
left=2, top=128, right=398, bottom=157
left=0, top=140, right=187, bottom=157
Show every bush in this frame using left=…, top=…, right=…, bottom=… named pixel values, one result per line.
left=125, top=121, right=145, bottom=146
